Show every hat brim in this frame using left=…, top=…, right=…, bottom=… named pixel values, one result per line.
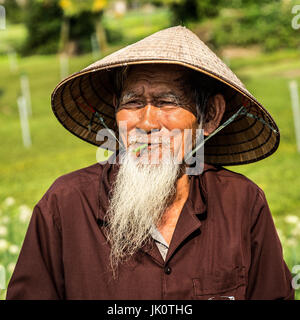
left=51, top=26, right=280, bottom=166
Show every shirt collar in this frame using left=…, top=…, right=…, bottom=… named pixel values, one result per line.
left=149, top=225, right=169, bottom=249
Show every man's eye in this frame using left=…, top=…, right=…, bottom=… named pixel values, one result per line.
left=158, top=101, right=178, bottom=107
left=126, top=100, right=140, bottom=104
left=121, top=101, right=144, bottom=108
left=159, top=101, right=171, bottom=104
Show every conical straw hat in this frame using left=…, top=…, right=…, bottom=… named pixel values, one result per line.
left=51, top=25, right=280, bottom=166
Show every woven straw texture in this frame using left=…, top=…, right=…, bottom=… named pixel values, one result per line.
left=51, top=26, right=280, bottom=166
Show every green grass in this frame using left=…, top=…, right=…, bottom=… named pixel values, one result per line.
left=226, top=50, right=300, bottom=219
left=227, top=49, right=300, bottom=70
left=0, top=53, right=98, bottom=206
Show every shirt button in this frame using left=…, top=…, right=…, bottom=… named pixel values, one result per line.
left=164, top=266, right=172, bottom=275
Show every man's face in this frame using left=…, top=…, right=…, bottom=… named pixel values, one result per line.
left=106, top=65, right=201, bottom=275
left=106, top=65, right=226, bottom=275
left=115, top=64, right=199, bottom=164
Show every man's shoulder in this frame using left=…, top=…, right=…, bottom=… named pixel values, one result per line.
left=203, top=165, right=269, bottom=224
left=203, top=164, right=264, bottom=197
left=51, top=162, right=102, bottom=189
left=40, top=162, right=104, bottom=204
left=32, top=162, right=105, bottom=228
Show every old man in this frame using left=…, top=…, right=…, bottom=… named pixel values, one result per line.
left=6, top=26, right=294, bottom=300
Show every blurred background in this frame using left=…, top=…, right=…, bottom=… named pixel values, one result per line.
left=0, top=0, right=299, bottom=299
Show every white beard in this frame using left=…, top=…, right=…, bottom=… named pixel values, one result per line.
left=105, top=148, right=182, bottom=277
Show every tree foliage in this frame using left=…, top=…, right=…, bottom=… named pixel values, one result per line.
left=210, top=0, right=300, bottom=52
left=58, top=0, right=108, bottom=54
left=2, top=0, right=25, bottom=23
left=150, top=0, right=221, bottom=23
left=21, top=0, right=108, bottom=55
left=58, top=0, right=107, bottom=17
left=22, top=0, right=63, bottom=55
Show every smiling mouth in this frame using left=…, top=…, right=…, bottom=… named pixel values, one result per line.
left=130, top=142, right=164, bottom=157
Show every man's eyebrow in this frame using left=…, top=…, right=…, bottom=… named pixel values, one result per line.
left=120, top=92, right=143, bottom=103
left=152, top=92, right=181, bottom=102
left=119, top=91, right=182, bottom=105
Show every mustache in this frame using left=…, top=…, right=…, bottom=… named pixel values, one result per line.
left=128, top=135, right=172, bottom=146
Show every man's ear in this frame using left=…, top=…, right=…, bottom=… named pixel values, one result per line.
left=203, top=94, right=226, bottom=136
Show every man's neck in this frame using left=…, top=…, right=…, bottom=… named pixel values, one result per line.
left=157, top=173, right=191, bottom=245
left=173, top=173, right=190, bottom=203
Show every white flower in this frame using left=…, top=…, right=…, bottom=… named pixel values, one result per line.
left=7, top=262, right=16, bottom=274
left=276, top=228, right=286, bottom=242
left=8, top=244, right=19, bottom=255
left=291, top=224, right=300, bottom=237
left=3, top=197, right=15, bottom=207
left=286, top=237, right=298, bottom=248
left=19, top=205, right=32, bottom=222
left=0, top=239, right=8, bottom=251
left=0, top=225, right=7, bottom=237
left=0, top=265, right=5, bottom=290
left=1, top=216, right=10, bottom=224
left=284, top=215, right=300, bottom=224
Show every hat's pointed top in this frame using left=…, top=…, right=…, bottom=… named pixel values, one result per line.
left=81, top=24, right=244, bottom=92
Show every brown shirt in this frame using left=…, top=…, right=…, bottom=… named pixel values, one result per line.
left=6, top=161, right=294, bottom=300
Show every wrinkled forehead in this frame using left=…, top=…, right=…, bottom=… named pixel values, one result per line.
left=116, top=64, right=198, bottom=118
left=122, top=64, right=191, bottom=92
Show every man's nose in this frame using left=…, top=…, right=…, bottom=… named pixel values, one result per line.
left=136, top=104, right=161, bottom=133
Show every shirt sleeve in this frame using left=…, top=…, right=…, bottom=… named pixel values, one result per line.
left=246, top=188, right=295, bottom=300
left=6, top=200, right=65, bottom=300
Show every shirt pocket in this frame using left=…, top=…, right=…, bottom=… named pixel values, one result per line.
left=192, top=266, right=246, bottom=300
